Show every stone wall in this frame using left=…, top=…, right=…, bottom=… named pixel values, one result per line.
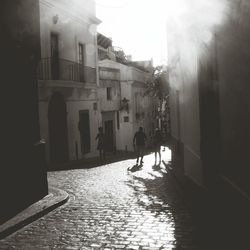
left=1, top=0, right=48, bottom=224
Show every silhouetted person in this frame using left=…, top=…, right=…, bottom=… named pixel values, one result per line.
left=133, top=127, right=147, bottom=165
left=96, top=127, right=106, bottom=161
left=153, top=128, right=162, bottom=165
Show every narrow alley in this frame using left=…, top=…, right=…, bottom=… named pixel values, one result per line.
left=0, top=148, right=198, bottom=249
left=2, top=0, right=250, bottom=249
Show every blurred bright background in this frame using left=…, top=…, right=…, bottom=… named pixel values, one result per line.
left=96, top=0, right=228, bottom=67
left=96, top=0, right=168, bottom=66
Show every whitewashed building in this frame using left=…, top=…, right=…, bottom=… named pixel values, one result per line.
left=97, top=34, right=157, bottom=152
left=38, top=0, right=101, bottom=165
left=167, top=0, right=250, bottom=200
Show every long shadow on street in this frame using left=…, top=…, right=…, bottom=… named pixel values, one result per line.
left=125, top=149, right=199, bottom=250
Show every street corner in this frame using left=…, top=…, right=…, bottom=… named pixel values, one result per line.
left=0, top=187, right=69, bottom=240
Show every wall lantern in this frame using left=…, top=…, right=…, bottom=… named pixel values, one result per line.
left=53, top=14, right=59, bottom=24
left=120, top=97, right=129, bottom=112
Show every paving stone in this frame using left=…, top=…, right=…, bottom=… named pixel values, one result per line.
left=0, top=148, right=198, bottom=249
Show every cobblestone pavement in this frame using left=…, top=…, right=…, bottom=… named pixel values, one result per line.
left=0, top=147, right=198, bottom=249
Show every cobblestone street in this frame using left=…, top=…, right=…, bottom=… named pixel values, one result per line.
left=0, top=148, right=198, bottom=249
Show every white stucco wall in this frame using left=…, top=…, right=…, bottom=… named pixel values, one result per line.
left=119, top=81, right=133, bottom=151
left=67, top=99, right=100, bottom=160
left=38, top=0, right=100, bottom=163
left=168, top=25, right=203, bottom=185
left=39, top=0, right=97, bottom=67
left=98, top=59, right=154, bottom=152
left=39, top=85, right=101, bottom=162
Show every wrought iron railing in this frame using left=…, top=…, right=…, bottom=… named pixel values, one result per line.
left=38, top=58, right=96, bottom=83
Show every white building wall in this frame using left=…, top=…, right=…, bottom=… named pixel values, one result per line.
left=67, top=100, right=99, bottom=160
left=98, top=59, right=154, bottom=152
left=132, top=86, right=154, bottom=145
left=171, top=69, right=203, bottom=185
left=98, top=83, right=120, bottom=111
left=38, top=0, right=100, bottom=163
left=168, top=19, right=203, bottom=186
left=119, top=81, right=134, bottom=151
left=118, top=117, right=134, bottom=151
left=39, top=0, right=97, bottom=67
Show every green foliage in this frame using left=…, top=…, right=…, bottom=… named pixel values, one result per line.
left=144, top=65, right=170, bottom=101
left=114, top=49, right=128, bottom=64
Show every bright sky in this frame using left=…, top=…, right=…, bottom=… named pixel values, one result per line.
left=96, top=0, right=228, bottom=67
left=95, top=0, right=169, bottom=66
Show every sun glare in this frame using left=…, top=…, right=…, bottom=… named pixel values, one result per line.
left=96, top=0, right=228, bottom=67
left=96, top=0, right=169, bottom=66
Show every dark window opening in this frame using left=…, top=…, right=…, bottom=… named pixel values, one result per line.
left=78, top=43, right=84, bottom=82
left=107, top=87, right=112, bottom=100
left=79, top=43, right=84, bottom=65
left=50, top=33, right=59, bottom=80
left=124, top=116, right=129, bottom=122
left=117, top=111, right=120, bottom=130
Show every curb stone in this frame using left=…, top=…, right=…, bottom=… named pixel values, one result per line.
left=0, top=187, right=69, bottom=239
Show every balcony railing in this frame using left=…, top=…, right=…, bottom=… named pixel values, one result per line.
left=38, top=58, right=96, bottom=83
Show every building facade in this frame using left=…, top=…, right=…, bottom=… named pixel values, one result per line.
left=119, top=63, right=156, bottom=151
left=167, top=0, right=250, bottom=202
left=38, top=0, right=101, bottom=166
left=98, top=34, right=157, bottom=152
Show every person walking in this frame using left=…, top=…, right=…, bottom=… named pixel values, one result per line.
left=153, top=128, right=162, bottom=165
left=133, top=127, right=147, bottom=165
left=96, top=126, right=106, bottom=161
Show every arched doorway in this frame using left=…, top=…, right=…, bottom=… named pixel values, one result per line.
left=48, top=92, right=69, bottom=163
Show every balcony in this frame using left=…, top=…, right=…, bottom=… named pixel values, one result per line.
left=38, top=58, right=96, bottom=84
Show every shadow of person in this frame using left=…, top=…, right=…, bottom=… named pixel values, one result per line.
left=127, top=164, right=143, bottom=172
left=162, top=160, right=173, bottom=170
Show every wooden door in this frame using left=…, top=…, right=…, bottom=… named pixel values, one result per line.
left=48, top=92, right=69, bottom=163
left=79, top=111, right=90, bottom=154
left=104, top=120, right=115, bottom=152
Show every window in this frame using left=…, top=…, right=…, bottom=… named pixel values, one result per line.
left=117, top=111, right=120, bottom=130
left=107, top=87, right=112, bottom=100
left=124, top=116, right=129, bottom=122
left=78, top=43, right=84, bottom=81
left=135, top=93, right=139, bottom=113
left=78, top=43, right=84, bottom=65
left=93, top=102, right=97, bottom=111
left=50, top=33, right=59, bottom=80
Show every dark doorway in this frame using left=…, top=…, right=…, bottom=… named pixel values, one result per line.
left=104, top=120, right=115, bottom=152
left=78, top=110, right=90, bottom=154
left=48, top=92, right=69, bottom=163
left=51, top=33, right=59, bottom=80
